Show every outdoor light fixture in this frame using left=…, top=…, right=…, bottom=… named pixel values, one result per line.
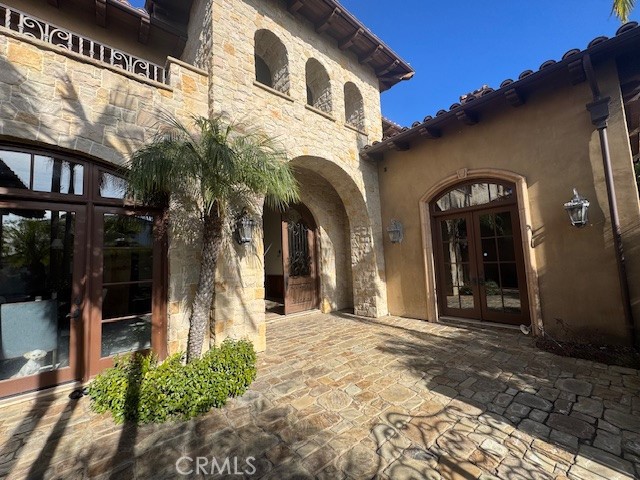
left=387, top=219, right=404, bottom=244
left=235, top=211, right=256, bottom=245
left=564, top=188, right=590, bottom=228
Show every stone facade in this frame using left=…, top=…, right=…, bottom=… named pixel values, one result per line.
left=206, top=0, right=389, bottom=349
left=0, top=0, right=390, bottom=362
left=0, top=26, right=209, bottom=356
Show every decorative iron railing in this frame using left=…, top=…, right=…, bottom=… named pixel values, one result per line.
left=0, top=3, right=166, bottom=83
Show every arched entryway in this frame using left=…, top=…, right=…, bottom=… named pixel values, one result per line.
left=0, top=143, right=167, bottom=398
left=263, top=202, right=319, bottom=316
left=430, top=179, right=530, bottom=325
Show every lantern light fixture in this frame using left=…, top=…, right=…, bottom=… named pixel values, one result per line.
left=387, top=219, right=404, bottom=244
left=235, top=211, right=256, bottom=245
left=564, top=188, right=590, bottom=228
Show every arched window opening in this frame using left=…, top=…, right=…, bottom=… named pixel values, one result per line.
left=254, top=54, right=272, bottom=87
left=305, top=58, right=332, bottom=113
left=344, top=82, right=365, bottom=131
left=432, top=181, right=515, bottom=213
left=254, top=30, right=289, bottom=94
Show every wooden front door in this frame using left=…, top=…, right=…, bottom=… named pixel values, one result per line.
left=282, top=205, right=318, bottom=315
left=432, top=181, right=530, bottom=326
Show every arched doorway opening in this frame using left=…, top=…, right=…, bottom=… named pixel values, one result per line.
left=0, top=143, right=167, bottom=398
left=263, top=202, right=319, bottom=316
left=430, top=179, right=530, bottom=325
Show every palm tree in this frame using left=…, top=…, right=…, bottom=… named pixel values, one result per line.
left=127, top=115, right=299, bottom=362
left=613, top=0, right=636, bottom=21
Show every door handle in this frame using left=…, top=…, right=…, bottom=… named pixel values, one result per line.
left=66, top=307, right=82, bottom=320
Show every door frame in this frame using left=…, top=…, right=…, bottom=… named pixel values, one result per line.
left=432, top=202, right=530, bottom=326
left=281, top=203, right=320, bottom=315
left=87, top=206, right=167, bottom=377
left=0, top=142, right=168, bottom=397
left=420, top=169, right=542, bottom=333
left=0, top=200, right=87, bottom=397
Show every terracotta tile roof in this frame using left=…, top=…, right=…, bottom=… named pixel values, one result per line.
left=365, top=22, right=640, bottom=157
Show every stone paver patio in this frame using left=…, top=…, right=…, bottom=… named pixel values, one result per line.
left=1, top=312, right=639, bottom=479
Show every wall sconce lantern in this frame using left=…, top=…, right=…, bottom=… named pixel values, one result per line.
left=387, top=220, right=404, bottom=244
left=235, top=211, right=256, bottom=245
left=564, top=188, right=590, bottom=228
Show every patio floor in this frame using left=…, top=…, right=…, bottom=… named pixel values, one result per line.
left=1, top=312, right=639, bottom=479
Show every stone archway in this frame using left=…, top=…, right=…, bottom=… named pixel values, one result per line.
left=289, top=156, right=387, bottom=318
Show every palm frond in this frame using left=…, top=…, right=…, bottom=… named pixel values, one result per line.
left=127, top=114, right=299, bottom=217
left=612, top=0, right=636, bottom=21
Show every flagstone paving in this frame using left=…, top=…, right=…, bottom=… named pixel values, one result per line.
left=1, top=312, right=639, bottom=479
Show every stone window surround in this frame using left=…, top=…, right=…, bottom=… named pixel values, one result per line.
left=252, top=64, right=368, bottom=134
left=251, top=29, right=369, bottom=133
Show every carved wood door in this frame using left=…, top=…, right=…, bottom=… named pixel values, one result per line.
left=282, top=206, right=318, bottom=315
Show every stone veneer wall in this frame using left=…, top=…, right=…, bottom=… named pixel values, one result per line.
left=0, top=27, right=209, bottom=356
left=207, top=0, right=389, bottom=350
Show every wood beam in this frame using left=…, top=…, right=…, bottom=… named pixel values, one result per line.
left=504, top=87, right=525, bottom=107
left=315, top=8, right=340, bottom=34
left=287, top=0, right=303, bottom=14
left=139, top=15, right=150, bottom=44
left=456, top=110, right=478, bottom=126
left=377, top=59, right=399, bottom=77
left=339, top=28, right=363, bottom=50
left=95, top=0, right=107, bottom=27
left=419, top=126, right=441, bottom=139
left=568, top=58, right=586, bottom=85
left=359, top=44, right=382, bottom=64
left=47, top=0, right=60, bottom=7
left=388, top=140, right=410, bottom=151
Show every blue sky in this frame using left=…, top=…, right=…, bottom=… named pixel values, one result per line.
left=130, top=1, right=638, bottom=125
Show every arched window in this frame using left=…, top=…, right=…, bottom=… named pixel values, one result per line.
left=305, top=58, right=331, bottom=113
left=254, top=30, right=289, bottom=94
left=344, top=82, right=365, bottom=131
left=432, top=181, right=515, bottom=213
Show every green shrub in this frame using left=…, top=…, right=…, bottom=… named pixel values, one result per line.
left=87, top=339, right=257, bottom=424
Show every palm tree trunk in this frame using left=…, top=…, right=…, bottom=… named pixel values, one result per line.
left=186, top=209, right=223, bottom=362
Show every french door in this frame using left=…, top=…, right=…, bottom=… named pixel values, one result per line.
left=0, top=201, right=86, bottom=395
left=87, top=207, right=166, bottom=376
left=0, top=144, right=166, bottom=398
left=432, top=182, right=530, bottom=326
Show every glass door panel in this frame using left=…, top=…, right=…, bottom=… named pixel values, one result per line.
left=477, top=211, right=522, bottom=314
left=100, top=213, right=153, bottom=358
left=0, top=206, right=81, bottom=390
left=436, top=215, right=479, bottom=318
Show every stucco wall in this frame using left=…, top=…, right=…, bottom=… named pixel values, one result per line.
left=378, top=59, right=640, bottom=345
left=0, top=26, right=210, bottom=355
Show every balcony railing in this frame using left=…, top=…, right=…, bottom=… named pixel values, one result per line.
left=0, top=3, right=166, bottom=83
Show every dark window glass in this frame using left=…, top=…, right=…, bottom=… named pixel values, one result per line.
left=255, top=54, right=272, bottom=87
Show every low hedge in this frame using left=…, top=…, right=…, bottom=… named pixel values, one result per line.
left=87, top=339, right=257, bottom=424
